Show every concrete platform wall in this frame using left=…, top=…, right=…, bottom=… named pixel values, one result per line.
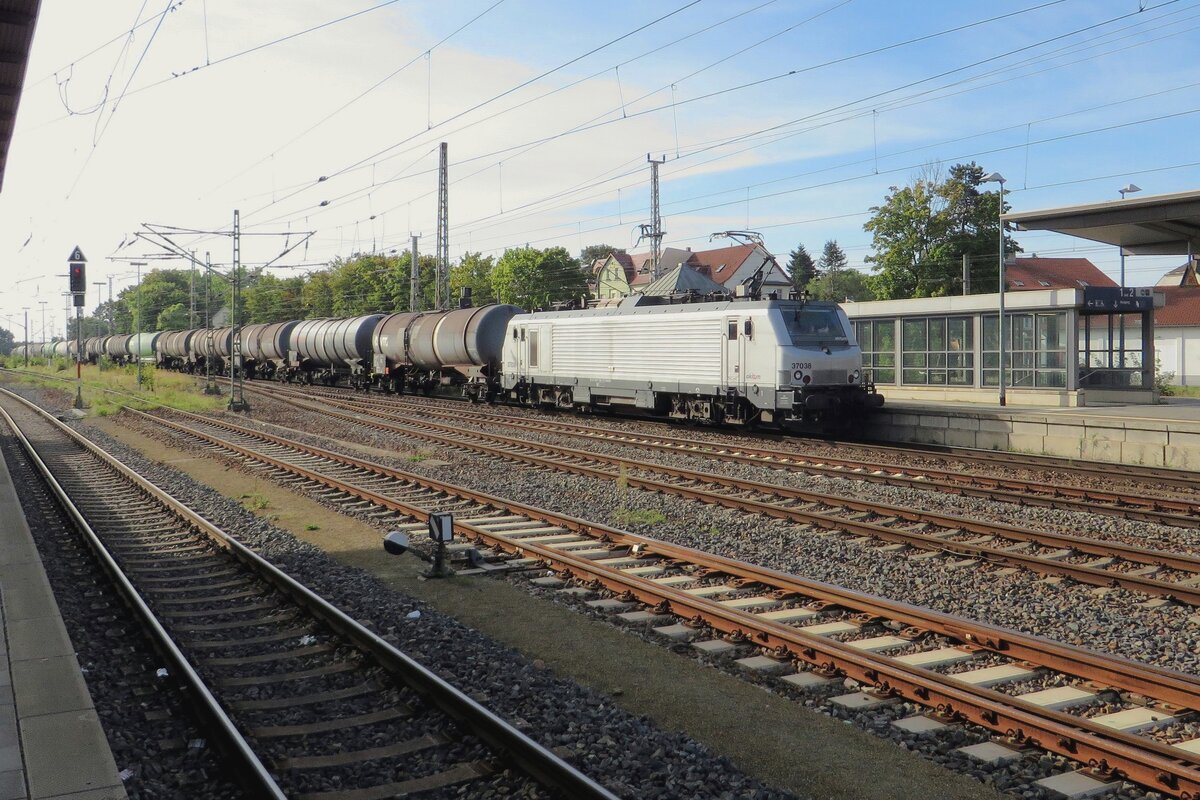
left=861, top=406, right=1200, bottom=470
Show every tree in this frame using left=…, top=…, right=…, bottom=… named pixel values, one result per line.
left=580, top=244, right=624, bottom=267
left=0, top=327, right=12, bottom=355
left=817, top=240, right=848, bottom=275
left=491, top=246, right=588, bottom=309
left=787, top=243, right=818, bottom=292
left=863, top=161, right=1018, bottom=299
left=156, top=303, right=189, bottom=331
left=806, top=269, right=873, bottom=302
left=450, top=252, right=496, bottom=306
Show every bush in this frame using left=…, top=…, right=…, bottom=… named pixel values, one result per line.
left=1155, top=355, right=1176, bottom=397
left=52, top=356, right=68, bottom=372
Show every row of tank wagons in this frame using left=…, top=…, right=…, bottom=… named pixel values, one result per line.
left=10, top=334, right=159, bottom=365
left=154, top=304, right=522, bottom=393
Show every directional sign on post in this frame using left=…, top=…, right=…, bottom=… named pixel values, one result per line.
left=68, top=246, right=87, bottom=307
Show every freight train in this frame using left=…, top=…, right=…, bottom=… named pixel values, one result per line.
left=138, top=294, right=882, bottom=427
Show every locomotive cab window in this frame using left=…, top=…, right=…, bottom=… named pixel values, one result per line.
left=528, top=331, right=539, bottom=367
left=727, top=320, right=738, bottom=340
left=785, top=308, right=848, bottom=345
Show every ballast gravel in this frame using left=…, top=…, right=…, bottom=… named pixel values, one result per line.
left=22, top=400, right=791, bottom=799
left=232, top=397, right=1200, bottom=678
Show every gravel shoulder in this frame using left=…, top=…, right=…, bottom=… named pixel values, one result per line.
left=91, top=413, right=1005, bottom=800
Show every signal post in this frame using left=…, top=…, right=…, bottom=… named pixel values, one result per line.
left=68, top=246, right=86, bottom=409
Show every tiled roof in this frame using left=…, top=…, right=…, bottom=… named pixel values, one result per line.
left=1155, top=262, right=1199, bottom=287
left=1156, top=285, right=1200, bottom=326
left=685, top=244, right=758, bottom=285
left=1005, top=257, right=1116, bottom=291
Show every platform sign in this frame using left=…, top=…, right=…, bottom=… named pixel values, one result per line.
left=428, top=512, right=454, bottom=543
left=1082, top=286, right=1153, bottom=312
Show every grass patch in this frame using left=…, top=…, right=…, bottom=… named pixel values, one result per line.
left=4, top=362, right=225, bottom=416
left=614, top=508, right=666, bottom=527
left=1167, top=384, right=1200, bottom=398
left=242, top=492, right=271, bottom=511
left=305, top=523, right=320, bottom=531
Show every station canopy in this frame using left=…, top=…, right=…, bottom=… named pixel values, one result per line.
left=1002, top=189, right=1200, bottom=257
left=0, top=1, right=40, bottom=192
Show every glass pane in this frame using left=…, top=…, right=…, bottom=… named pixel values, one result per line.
left=856, top=322, right=871, bottom=351
left=949, top=369, right=972, bottom=386
left=982, top=369, right=998, bottom=387
left=929, top=318, right=946, bottom=351
left=903, top=368, right=927, bottom=384
left=903, top=352, right=926, bottom=368
left=875, top=321, right=895, bottom=350
left=875, top=368, right=896, bottom=383
left=1014, top=314, right=1035, bottom=351
left=930, top=352, right=946, bottom=368
left=903, top=320, right=926, bottom=351
left=982, top=315, right=998, bottom=350
left=877, top=352, right=895, bottom=367
left=1036, top=370, right=1066, bottom=388
left=928, top=369, right=947, bottom=385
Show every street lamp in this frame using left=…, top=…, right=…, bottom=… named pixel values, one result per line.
left=981, top=171, right=1007, bottom=407
left=1117, top=183, right=1141, bottom=288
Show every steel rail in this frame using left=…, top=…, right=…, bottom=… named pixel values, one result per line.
left=129, top=405, right=1200, bottom=798
left=278, top=376, right=1200, bottom=494
left=0, top=397, right=289, bottom=800
left=1, top=390, right=619, bottom=800
left=266, top=384, right=1200, bottom=526
left=244, top=386, right=1200, bottom=605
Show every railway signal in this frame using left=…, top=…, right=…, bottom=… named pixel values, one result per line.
left=68, top=246, right=86, bottom=409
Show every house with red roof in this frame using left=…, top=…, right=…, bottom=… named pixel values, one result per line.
left=1153, top=262, right=1200, bottom=386
left=1004, top=256, right=1117, bottom=291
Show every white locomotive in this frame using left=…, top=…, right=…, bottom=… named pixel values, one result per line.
left=500, top=295, right=882, bottom=427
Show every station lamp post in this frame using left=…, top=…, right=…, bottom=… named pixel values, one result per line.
left=1117, top=183, right=1141, bottom=288
left=981, top=171, right=1007, bottom=407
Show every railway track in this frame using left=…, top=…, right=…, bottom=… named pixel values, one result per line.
left=121, top=401, right=1200, bottom=798
left=267, top=384, right=1200, bottom=527
left=243, top=383, right=1200, bottom=607
left=0, top=388, right=618, bottom=800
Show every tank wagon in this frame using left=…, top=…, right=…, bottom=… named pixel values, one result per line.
left=500, top=297, right=880, bottom=426
left=103, top=334, right=134, bottom=364
left=240, top=321, right=298, bottom=380
left=287, top=315, right=383, bottom=387
left=157, top=329, right=198, bottom=371
left=371, top=305, right=521, bottom=395
left=83, top=336, right=106, bottom=364
left=51, top=341, right=70, bottom=359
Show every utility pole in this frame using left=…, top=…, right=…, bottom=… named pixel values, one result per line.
left=410, top=234, right=421, bottom=312
left=638, top=154, right=667, bottom=280
left=93, top=281, right=105, bottom=330
left=106, top=276, right=114, bottom=335
left=204, top=251, right=218, bottom=395
left=21, top=308, right=28, bottom=367
left=133, top=261, right=145, bottom=387
left=229, top=210, right=248, bottom=411
left=38, top=301, right=46, bottom=355
left=435, top=141, right=449, bottom=310
left=189, top=249, right=197, bottom=328
left=962, top=253, right=970, bottom=296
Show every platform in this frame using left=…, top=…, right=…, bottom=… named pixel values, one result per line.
left=862, top=398, right=1200, bottom=469
left=0, top=439, right=126, bottom=799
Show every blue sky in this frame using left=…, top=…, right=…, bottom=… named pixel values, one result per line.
left=2, top=0, right=1198, bottom=335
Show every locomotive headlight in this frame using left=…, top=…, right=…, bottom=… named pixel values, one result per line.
left=793, top=369, right=804, bottom=381
left=802, top=374, right=811, bottom=385
left=849, top=368, right=861, bottom=384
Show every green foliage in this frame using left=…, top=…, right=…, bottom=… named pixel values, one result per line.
left=806, top=268, right=874, bottom=302
left=156, top=302, right=189, bottom=331
left=614, top=508, right=666, bottom=527
left=1155, top=354, right=1176, bottom=396
left=0, top=327, right=13, bottom=356
left=242, top=492, right=271, bottom=510
left=52, top=356, right=68, bottom=372
left=787, top=243, right=817, bottom=292
left=305, top=523, right=320, bottom=531
left=450, top=252, right=497, bottom=306
left=491, top=246, right=587, bottom=308
left=817, top=240, right=848, bottom=274
left=580, top=244, right=623, bottom=266
left=863, top=161, right=1019, bottom=300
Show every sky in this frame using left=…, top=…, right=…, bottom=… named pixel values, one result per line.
left=2, top=0, right=1199, bottom=339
